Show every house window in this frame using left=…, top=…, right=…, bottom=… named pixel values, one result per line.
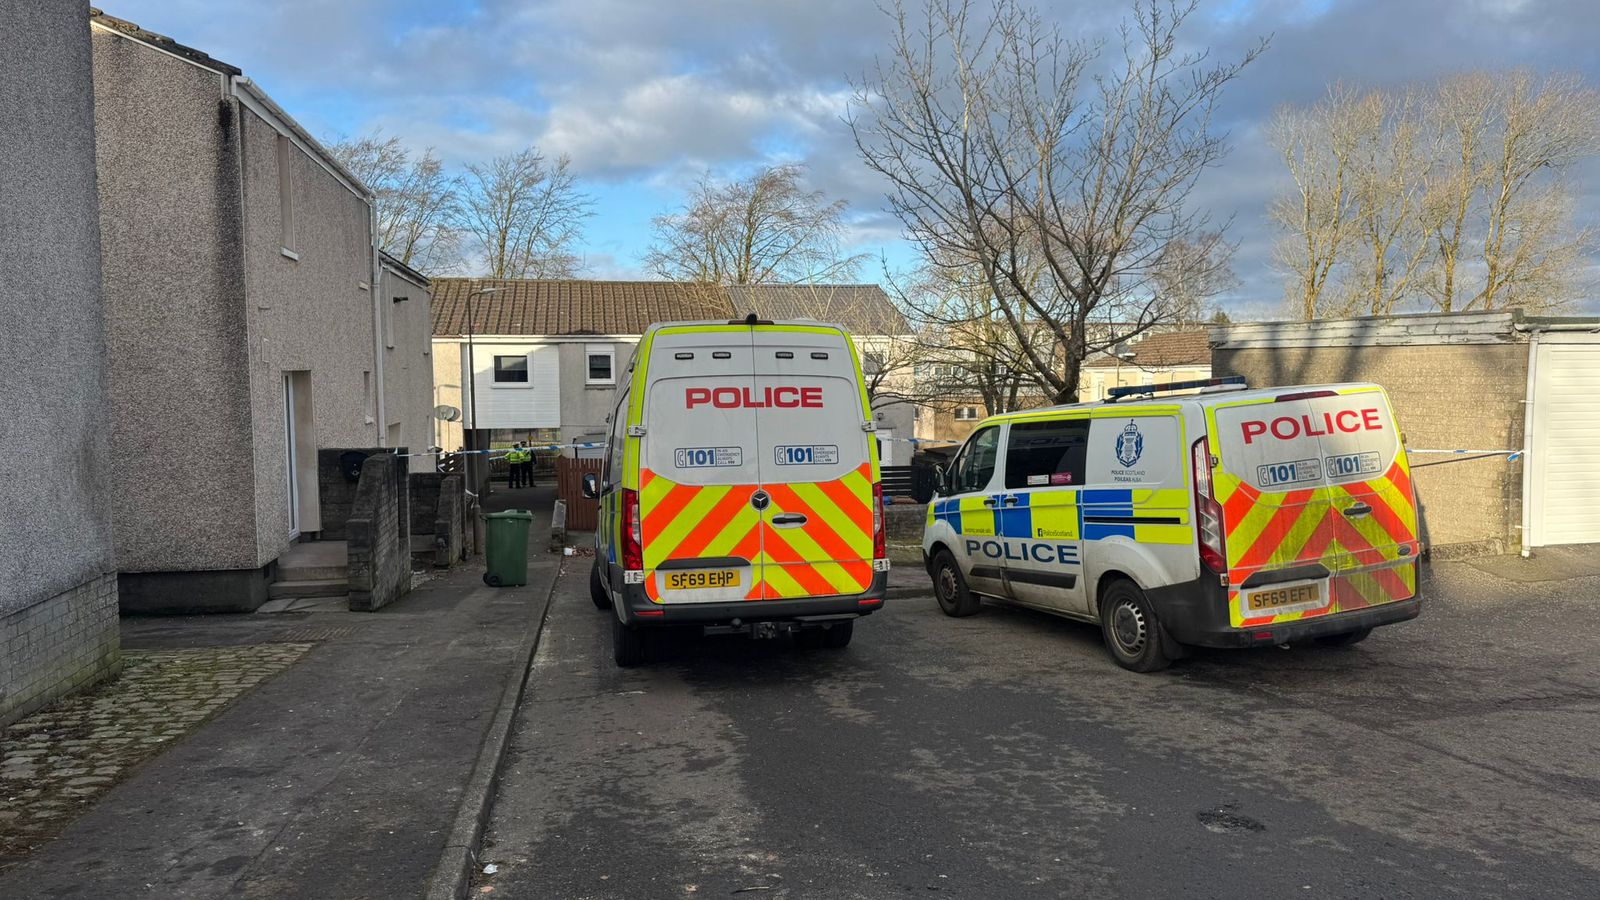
left=277, top=134, right=296, bottom=256
left=863, top=350, right=885, bottom=376
left=954, top=406, right=981, bottom=421
left=494, top=355, right=530, bottom=383
left=585, top=344, right=615, bottom=385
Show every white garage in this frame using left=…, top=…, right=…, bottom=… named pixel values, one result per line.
left=1524, top=331, right=1600, bottom=547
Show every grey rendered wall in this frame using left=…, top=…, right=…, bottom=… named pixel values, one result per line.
left=238, top=109, right=378, bottom=565
left=2, top=0, right=120, bottom=724
left=347, top=454, right=411, bottom=611
left=91, top=26, right=261, bottom=573
left=557, top=341, right=631, bottom=447
left=381, top=267, right=435, bottom=455
left=1212, top=343, right=1527, bottom=556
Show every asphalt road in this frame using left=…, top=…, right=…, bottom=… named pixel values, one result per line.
left=476, top=556, right=1600, bottom=899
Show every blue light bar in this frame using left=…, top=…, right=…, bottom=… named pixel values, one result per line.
left=1105, top=375, right=1247, bottom=400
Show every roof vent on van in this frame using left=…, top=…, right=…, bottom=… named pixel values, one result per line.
left=1106, top=376, right=1247, bottom=401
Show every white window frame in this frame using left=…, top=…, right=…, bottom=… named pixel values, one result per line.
left=585, top=344, right=616, bottom=386
left=954, top=406, right=980, bottom=421
left=492, top=354, right=533, bottom=388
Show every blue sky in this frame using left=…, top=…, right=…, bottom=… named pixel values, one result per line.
left=103, top=0, right=1600, bottom=317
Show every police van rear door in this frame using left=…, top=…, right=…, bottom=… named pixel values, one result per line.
left=638, top=326, right=765, bottom=604
left=749, top=325, right=878, bottom=601
left=1208, top=386, right=1418, bottom=627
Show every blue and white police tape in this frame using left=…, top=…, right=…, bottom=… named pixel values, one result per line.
left=393, top=440, right=608, bottom=460
left=1406, top=448, right=1524, bottom=461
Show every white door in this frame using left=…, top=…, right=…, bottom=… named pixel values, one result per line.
left=1529, top=336, right=1600, bottom=546
left=876, top=429, right=894, bottom=466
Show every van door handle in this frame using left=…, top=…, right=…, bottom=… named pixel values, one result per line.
left=771, top=513, right=807, bottom=527
left=1342, top=503, right=1372, bottom=518
left=982, top=497, right=998, bottom=508
left=1002, top=495, right=1022, bottom=506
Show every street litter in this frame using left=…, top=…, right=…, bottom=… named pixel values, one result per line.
left=482, top=864, right=498, bottom=875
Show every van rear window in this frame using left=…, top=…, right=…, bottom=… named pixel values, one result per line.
left=1005, top=419, right=1089, bottom=489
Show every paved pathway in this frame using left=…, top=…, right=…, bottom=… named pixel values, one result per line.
left=0, top=485, right=559, bottom=898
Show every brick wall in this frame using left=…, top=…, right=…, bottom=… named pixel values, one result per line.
left=1, top=574, right=121, bottom=728
left=1213, top=343, right=1527, bottom=556
left=317, top=448, right=385, bottom=541
left=346, top=453, right=412, bottom=611
left=408, top=472, right=466, bottom=568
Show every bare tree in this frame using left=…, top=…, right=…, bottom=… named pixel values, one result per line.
left=1151, top=231, right=1239, bottom=324
left=1269, top=88, right=1361, bottom=319
left=645, top=163, right=866, bottom=285
left=328, top=131, right=462, bottom=272
left=459, top=149, right=593, bottom=279
left=1471, top=71, right=1600, bottom=311
left=1273, top=70, right=1600, bottom=317
left=850, top=0, right=1263, bottom=404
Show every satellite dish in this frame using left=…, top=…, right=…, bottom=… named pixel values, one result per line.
left=433, top=404, right=461, bottom=422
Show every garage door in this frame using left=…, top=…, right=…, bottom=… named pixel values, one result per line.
left=1529, top=335, right=1600, bottom=546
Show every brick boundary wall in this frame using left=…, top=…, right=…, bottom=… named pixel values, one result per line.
left=347, top=454, right=412, bottom=612
left=1, top=574, right=121, bottom=728
left=435, top=474, right=465, bottom=568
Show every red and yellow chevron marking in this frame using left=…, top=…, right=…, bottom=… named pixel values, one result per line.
left=751, top=463, right=875, bottom=600
left=1217, top=457, right=1420, bottom=628
left=638, top=464, right=877, bottom=603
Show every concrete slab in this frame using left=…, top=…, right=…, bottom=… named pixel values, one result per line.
left=1469, top=544, right=1600, bottom=583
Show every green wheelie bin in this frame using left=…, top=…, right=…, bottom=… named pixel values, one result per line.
left=483, top=509, right=535, bottom=587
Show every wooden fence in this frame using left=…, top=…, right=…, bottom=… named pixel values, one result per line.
left=555, top=456, right=604, bottom=532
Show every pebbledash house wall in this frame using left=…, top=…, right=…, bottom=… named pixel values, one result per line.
left=381, top=258, right=435, bottom=456
left=91, top=18, right=382, bottom=612
left=1, top=1, right=120, bottom=726
left=1211, top=313, right=1529, bottom=557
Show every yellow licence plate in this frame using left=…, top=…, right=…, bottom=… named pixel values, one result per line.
left=1246, top=583, right=1322, bottom=612
left=664, top=569, right=739, bottom=591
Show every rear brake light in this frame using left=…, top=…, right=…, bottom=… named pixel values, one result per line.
left=872, top=481, right=886, bottom=561
left=1274, top=389, right=1337, bottom=402
left=1192, top=437, right=1227, bottom=575
left=620, top=488, right=643, bottom=571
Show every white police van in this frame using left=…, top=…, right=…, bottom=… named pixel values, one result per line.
left=922, top=378, right=1423, bottom=672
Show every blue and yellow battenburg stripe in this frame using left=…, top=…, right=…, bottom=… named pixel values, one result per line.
left=930, top=488, right=1190, bottom=545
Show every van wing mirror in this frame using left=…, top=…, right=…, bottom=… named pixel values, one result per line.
left=581, top=472, right=599, bottom=499
left=932, top=465, right=950, bottom=496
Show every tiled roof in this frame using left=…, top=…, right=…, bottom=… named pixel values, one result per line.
left=88, top=9, right=242, bottom=75
left=726, top=284, right=909, bottom=335
left=430, top=279, right=735, bottom=337
left=1082, top=330, right=1211, bottom=368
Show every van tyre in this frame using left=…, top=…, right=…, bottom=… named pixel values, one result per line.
left=1315, top=627, right=1371, bottom=648
left=822, top=619, right=854, bottom=649
left=1099, top=580, right=1172, bottom=673
left=613, top=617, right=647, bottom=667
left=589, top=560, right=612, bottom=610
left=932, top=549, right=981, bottom=617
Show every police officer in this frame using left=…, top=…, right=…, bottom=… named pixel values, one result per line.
left=506, top=442, right=525, bottom=489
left=515, top=442, right=531, bottom=488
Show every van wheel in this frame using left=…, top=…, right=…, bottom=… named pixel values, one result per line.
left=932, top=549, right=980, bottom=617
left=1315, top=627, right=1371, bottom=648
left=1099, top=580, right=1171, bottom=673
left=589, top=560, right=612, bottom=610
left=613, top=617, right=646, bottom=667
left=822, top=619, right=854, bottom=649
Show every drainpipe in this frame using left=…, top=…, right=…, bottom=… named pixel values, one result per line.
left=1519, top=330, right=1539, bottom=557
left=370, top=204, right=386, bottom=447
